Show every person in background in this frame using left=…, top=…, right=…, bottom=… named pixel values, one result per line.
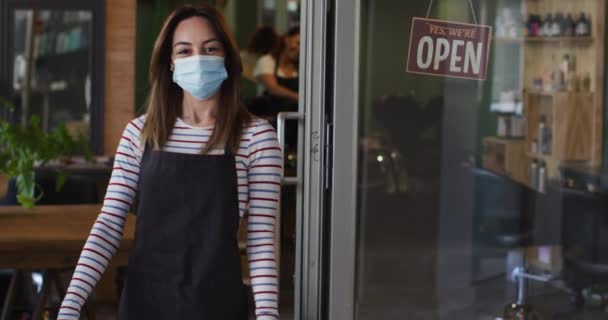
left=251, top=27, right=300, bottom=253
left=253, top=26, right=300, bottom=112
left=240, top=26, right=279, bottom=82
left=58, top=4, right=280, bottom=320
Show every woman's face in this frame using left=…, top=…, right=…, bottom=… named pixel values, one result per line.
left=285, top=33, right=300, bottom=62
left=171, top=16, right=225, bottom=64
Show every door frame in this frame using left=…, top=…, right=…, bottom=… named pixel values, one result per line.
left=296, top=0, right=329, bottom=318
left=327, top=0, right=360, bottom=318
left=297, top=0, right=361, bottom=318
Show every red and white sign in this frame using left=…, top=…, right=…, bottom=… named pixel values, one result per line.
left=406, top=17, right=492, bottom=81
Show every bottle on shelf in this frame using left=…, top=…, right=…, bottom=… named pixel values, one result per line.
left=552, top=13, right=564, bottom=37
left=551, top=54, right=561, bottom=92
left=534, top=14, right=542, bottom=36
left=538, top=115, right=552, bottom=155
left=525, top=14, right=533, bottom=36
left=538, top=162, right=547, bottom=193
left=562, top=54, right=577, bottom=91
left=559, top=53, right=573, bottom=91
left=530, top=160, right=539, bottom=190
left=564, top=13, right=575, bottom=37
left=542, top=67, right=553, bottom=93
left=538, top=116, right=545, bottom=153
left=575, top=12, right=591, bottom=37
left=540, top=13, right=553, bottom=36
left=527, top=14, right=541, bottom=37
left=531, top=138, right=538, bottom=154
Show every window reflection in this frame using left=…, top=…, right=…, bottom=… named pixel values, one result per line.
left=11, top=9, right=92, bottom=136
left=355, top=0, right=608, bottom=319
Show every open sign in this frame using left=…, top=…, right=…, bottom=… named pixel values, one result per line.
left=406, top=17, right=492, bottom=81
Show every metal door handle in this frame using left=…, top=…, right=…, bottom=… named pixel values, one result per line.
left=277, top=112, right=304, bottom=185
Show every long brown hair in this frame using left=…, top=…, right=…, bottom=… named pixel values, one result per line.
left=141, top=4, right=251, bottom=153
left=272, top=25, right=300, bottom=63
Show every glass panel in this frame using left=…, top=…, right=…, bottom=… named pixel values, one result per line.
left=355, top=0, right=608, bottom=319
left=10, top=9, right=93, bottom=135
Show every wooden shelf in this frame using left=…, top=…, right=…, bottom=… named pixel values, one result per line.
left=485, top=136, right=526, bottom=143
left=494, top=36, right=595, bottom=44
left=524, top=92, right=596, bottom=179
left=526, top=91, right=556, bottom=98
left=527, top=152, right=552, bottom=161
left=525, top=91, right=595, bottom=98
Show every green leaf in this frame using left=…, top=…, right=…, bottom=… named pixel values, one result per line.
left=16, top=172, right=35, bottom=198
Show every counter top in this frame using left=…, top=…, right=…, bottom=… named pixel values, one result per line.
left=0, top=204, right=135, bottom=269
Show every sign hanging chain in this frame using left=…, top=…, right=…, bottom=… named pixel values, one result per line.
left=426, top=0, right=479, bottom=25
left=425, top=0, right=435, bottom=19
left=468, top=0, right=478, bottom=24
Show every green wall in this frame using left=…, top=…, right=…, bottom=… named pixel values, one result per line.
left=233, top=1, right=257, bottom=49
left=135, top=0, right=173, bottom=113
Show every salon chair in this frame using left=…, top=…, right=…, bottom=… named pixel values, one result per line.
left=470, top=167, right=533, bottom=282
left=561, top=187, right=608, bottom=307
left=502, top=185, right=608, bottom=319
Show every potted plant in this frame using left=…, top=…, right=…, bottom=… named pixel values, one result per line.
left=0, top=114, right=91, bottom=208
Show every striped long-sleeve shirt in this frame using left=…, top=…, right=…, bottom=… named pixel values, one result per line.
left=58, top=116, right=281, bottom=319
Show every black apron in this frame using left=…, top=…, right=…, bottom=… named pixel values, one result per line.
left=118, top=143, right=247, bottom=320
left=247, top=60, right=298, bottom=118
left=274, top=64, right=299, bottom=99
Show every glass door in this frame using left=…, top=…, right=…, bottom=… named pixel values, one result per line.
left=328, top=0, right=608, bottom=319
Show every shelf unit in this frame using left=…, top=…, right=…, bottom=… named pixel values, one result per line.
left=525, top=91, right=598, bottom=179
left=483, top=0, right=606, bottom=188
left=494, top=36, right=595, bottom=44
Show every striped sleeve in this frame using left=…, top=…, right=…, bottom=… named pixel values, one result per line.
left=58, top=119, right=143, bottom=320
left=246, top=120, right=282, bottom=320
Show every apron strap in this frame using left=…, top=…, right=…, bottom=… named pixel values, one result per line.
left=143, top=141, right=152, bottom=158
left=223, top=141, right=232, bottom=156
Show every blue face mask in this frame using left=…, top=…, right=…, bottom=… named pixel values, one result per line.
left=172, top=55, right=228, bottom=100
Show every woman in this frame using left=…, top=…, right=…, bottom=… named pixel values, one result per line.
left=58, top=5, right=281, bottom=320
left=253, top=26, right=300, bottom=112
left=241, top=26, right=279, bottom=82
